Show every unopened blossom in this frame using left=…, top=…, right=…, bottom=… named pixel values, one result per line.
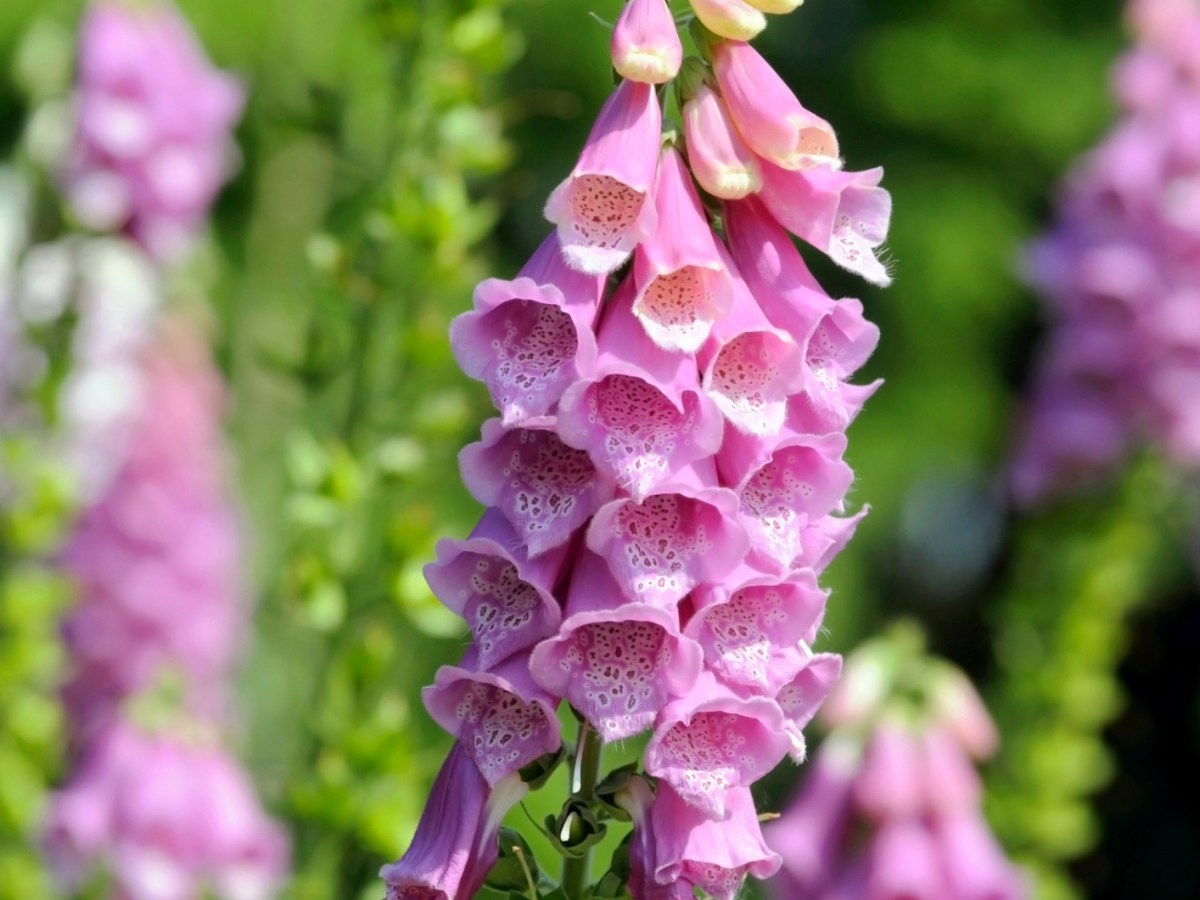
left=766, top=646, right=1026, bottom=900
left=63, top=0, right=243, bottom=262
left=683, top=82, right=762, bottom=200
left=395, top=5, right=892, bottom=897
left=689, top=0, right=768, bottom=42
left=1013, top=0, right=1200, bottom=504
left=612, top=0, right=683, bottom=85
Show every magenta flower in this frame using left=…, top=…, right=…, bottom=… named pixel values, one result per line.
left=529, top=550, right=703, bottom=742
left=459, top=418, right=613, bottom=557
left=423, top=509, right=567, bottom=671
left=586, top=463, right=748, bottom=609
left=645, top=671, right=790, bottom=818
left=684, top=566, right=828, bottom=695
left=711, top=40, right=839, bottom=169
left=556, top=277, right=725, bottom=500
left=643, top=783, right=781, bottom=899
left=632, top=146, right=735, bottom=353
left=423, top=652, right=563, bottom=786
left=683, top=83, right=762, bottom=200
left=698, top=249, right=804, bottom=436
left=612, top=0, right=683, bottom=85
left=64, top=1, right=243, bottom=261
left=759, top=162, right=893, bottom=286
left=545, top=79, right=662, bottom=274
left=451, top=233, right=603, bottom=426
left=380, top=744, right=528, bottom=900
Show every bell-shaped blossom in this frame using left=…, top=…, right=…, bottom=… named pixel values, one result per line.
left=645, top=671, right=790, bottom=818
left=683, top=83, right=762, bottom=200
left=423, top=652, right=563, bottom=787
left=557, top=277, right=725, bottom=500
left=459, top=418, right=614, bottom=557
left=775, top=652, right=843, bottom=761
left=380, top=744, right=527, bottom=900
left=795, top=507, right=870, bottom=574
left=685, top=566, right=828, bottom=695
left=718, top=429, right=855, bottom=574
left=689, top=0, right=767, bottom=41
left=724, top=197, right=881, bottom=432
left=530, top=551, right=703, bottom=742
left=611, top=0, right=683, bottom=85
left=43, top=720, right=288, bottom=900
left=646, top=783, right=781, bottom=900
left=765, top=736, right=861, bottom=896
left=698, top=246, right=804, bottom=435
left=545, top=79, right=661, bottom=274
left=423, top=509, right=567, bottom=671
left=450, top=232, right=603, bottom=426
left=632, top=146, right=735, bottom=353
left=758, top=161, right=893, bottom=286
left=711, top=40, right=839, bottom=169
left=586, top=461, right=749, bottom=609
left=64, top=0, right=244, bottom=261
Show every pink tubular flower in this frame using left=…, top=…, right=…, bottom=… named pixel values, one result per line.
left=556, top=276, right=725, bottom=500
left=758, top=161, right=893, bottom=286
left=458, top=418, right=614, bottom=557
left=65, top=1, right=243, bottom=261
left=423, top=509, right=567, bottom=671
left=450, top=233, right=603, bottom=426
left=380, top=744, right=527, bottom=900
left=647, top=784, right=781, bottom=900
left=698, top=247, right=804, bottom=436
left=683, top=82, right=762, bottom=200
left=685, top=566, right=828, bottom=695
left=689, top=0, right=767, bottom=41
left=724, top=196, right=882, bottom=432
left=718, top=428, right=855, bottom=574
left=529, top=550, right=703, bottom=742
left=711, top=40, right=839, bottom=169
left=612, top=0, right=683, bottom=85
left=422, top=652, right=563, bottom=786
left=645, top=671, right=790, bottom=818
left=632, top=145, right=735, bottom=353
left=545, top=80, right=662, bottom=274
left=775, top=652, right=843, bottom=761
left=866, top=819, right=946, bottom=900
left=934, top=810, right=1027, bottom=900
left=586, top=462, right=749, bottom=609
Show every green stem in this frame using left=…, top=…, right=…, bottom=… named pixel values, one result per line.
left=561, top=719, right=604, bottom=899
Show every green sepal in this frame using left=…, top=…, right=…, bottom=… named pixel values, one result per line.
left=544, top=799, right=607, bottom=859
left=593, top=762, right=641, bottom=821
left=675, top=56, right=710, bottom=105
left=484, top=828, right=540, bottom=892
left=688, top=17, right=719, bottom=64
left=519, top=745, right=568, bottom=791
